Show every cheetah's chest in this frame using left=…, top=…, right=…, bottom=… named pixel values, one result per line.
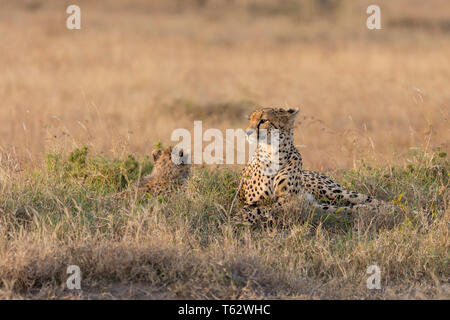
left=241, top=163, right=276, bottom=205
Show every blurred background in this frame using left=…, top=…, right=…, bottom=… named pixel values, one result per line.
left=0, top=0, right=449, bottom=170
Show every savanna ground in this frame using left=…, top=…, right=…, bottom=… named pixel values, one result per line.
left=0, top=0, right=449, bottom=299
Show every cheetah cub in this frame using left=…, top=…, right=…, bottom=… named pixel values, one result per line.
left=139, top=146, right=191, bottom=197
left=236, top=107, right=387, bottom=225
left=118, top=146, right=190, bottom=199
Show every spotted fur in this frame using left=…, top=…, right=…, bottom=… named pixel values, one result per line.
left=116, top=146, right=190, bottom=199
left=139, top=146, right=190, bottom=197
left=236, top=107, right=383, bottom=225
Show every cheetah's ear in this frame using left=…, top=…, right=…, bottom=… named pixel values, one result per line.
left=287, top=108, right=299, bottom=117
left=152, top=149, right=162, bottom=162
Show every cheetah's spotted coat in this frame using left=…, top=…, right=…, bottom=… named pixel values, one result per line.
left=237, top=107, right=384, bottom=225
left=134, top=146, right=190, bottom=198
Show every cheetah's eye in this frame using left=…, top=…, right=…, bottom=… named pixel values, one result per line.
left=259, top=119, right=268, bottom=125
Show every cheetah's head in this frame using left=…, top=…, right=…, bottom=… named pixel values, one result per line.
left=150, top=146, right=190, bottom=181
left=245, top=107, right=299, bottom=144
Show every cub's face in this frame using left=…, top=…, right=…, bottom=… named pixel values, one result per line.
left=151, top=146, right=190, bottom=181
left=245, top=108, right=299, bottom=144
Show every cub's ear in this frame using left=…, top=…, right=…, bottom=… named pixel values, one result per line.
left=152, top=149, right=162, bottom=162
left=287, top=108, right=299, bottom=117
left=171, top=147, right=185, bottom=165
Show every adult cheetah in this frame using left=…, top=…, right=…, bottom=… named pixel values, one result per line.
left=237, top=107, right=384, bottom=225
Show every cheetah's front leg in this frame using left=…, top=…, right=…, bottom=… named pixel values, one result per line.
left=235, top=204, right=276, bottom=226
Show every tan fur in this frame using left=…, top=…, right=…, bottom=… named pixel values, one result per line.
left=115, top=146, right=190, bottom=199
left=237, top=107, right=385, bottom=225
left=138, top=146, right=190, bottom=197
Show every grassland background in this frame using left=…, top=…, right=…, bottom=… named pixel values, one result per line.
left=1, top=0, right=449, bottom=169
left=0, top=0, right=449, bottom=299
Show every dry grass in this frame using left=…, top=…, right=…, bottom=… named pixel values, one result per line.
left=0, top=147, right=448, bottom=299
left=0, top=0, right=449, bottom=299
left=1, top=0, right=449, bottom=169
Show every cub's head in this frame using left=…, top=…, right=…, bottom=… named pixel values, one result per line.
left=150, top=146, right=190, bottom=181
left=245, top=107, right=299, bottom=143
